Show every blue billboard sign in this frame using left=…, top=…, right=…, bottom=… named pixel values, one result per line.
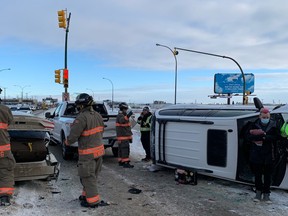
left=214, top=73, right=254, bottom=94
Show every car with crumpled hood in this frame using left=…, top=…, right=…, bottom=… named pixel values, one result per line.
left=9, top=111, right=59, bottom=181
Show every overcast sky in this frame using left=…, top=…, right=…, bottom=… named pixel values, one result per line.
left=1, top=0, right=288, bottom=104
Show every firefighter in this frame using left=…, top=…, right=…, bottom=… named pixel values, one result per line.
left=65, top=93, right=109, bottom=208
left=116, top=102, right=134, bottom=168
left=0, top=103, right=16, bottom=206
left=137, top=106, right=152, bottom=162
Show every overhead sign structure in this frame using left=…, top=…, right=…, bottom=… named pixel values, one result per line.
left=214, top=73, right=254, bottom=94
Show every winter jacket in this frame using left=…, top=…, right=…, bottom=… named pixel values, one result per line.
left=67, top=106, right=104, bottom=160
left=0, top=104, right=13, bottom=158
left=137, top=112, right=152, bottom=132
left=246, top=118, right=280, bottom=164
left=116, top=111, right=133, bottom=142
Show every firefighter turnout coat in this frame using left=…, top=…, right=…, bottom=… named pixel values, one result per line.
left=116, top=111, right=133, bottom=162
left=67, top=106, right=104, bottom=205
left=0, top=104, right=16, bottom=197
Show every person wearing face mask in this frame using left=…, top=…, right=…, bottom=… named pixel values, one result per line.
left=246, top=107, right=280, bottom=203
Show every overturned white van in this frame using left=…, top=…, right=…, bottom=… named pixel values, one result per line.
left=151, top=99, right=288, bottom=189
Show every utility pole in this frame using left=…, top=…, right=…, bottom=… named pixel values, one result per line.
left=57, top=10, right=71, bottom=101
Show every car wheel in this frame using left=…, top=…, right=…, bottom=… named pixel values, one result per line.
left=112, top=147, right=118, bottom=157
left=61, top=133, right=73, bottom=160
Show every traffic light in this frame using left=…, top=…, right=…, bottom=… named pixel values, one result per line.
left=244, top=96, right=248, bottom=105
left=63, top=69, right=69, bottom=88
left=58, top=10, right=66, bottom=29
left=55, top=69, right=61, bottom=83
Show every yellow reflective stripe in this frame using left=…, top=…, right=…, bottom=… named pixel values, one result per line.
left=78, top=145, right=105, bottom=158
left=117, top=136, right=132, bottom=141
left=0, top=123, right=8, bottom=129
left=116, top=123, right=131, bottom=127
left=0, top=187, right=14, bottom=195
left=121, top=158, right=130, bottom=162
left=81, top=126, right=104, bottom=136
left=0, top=144, right=11, bottom=151
left=86, top=194, right=100, bottom=204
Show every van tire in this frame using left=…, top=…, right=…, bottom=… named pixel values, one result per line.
left=112, top=147, right=118, bottom=157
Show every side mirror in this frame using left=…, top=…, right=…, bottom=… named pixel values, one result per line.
left=45, top=112, right=52, bottom=119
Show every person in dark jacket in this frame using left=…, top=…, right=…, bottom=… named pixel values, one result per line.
left=246, top=107, right=279, bottom=203
left=137, top=106, right=152, bottom=162
left=65, top=93, right=109, bottom=208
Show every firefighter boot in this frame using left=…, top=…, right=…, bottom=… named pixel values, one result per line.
left=79, top=195, right=86, bottom=201
left=263, top=193, right=272, bottom=204
left=0, top=195, right=11, bottom=206
left=81, top=200, right=110, bottom=208
left=123, top=162, right=134, bottom=168
left=253, top=190, right=262, bottom=202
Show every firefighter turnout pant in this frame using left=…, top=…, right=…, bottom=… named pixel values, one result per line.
left=0, top=153, right=16, bottom=197
left=78, top=157, right=102, bottom=205
left=118, top=140, right=130, bottom=163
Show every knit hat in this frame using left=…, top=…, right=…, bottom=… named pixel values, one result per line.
left=260, top=107, right=270, bottom=114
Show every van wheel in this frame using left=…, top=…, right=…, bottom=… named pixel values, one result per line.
left=61, top=134, right=73, bottom=160
left=112, top=147, right=118, bottom=157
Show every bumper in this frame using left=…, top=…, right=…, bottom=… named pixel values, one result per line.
left=14, top=153, right=60, bottom=181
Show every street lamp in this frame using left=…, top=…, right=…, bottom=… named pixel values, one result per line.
left=174, top=47, right=246, bottom=105
left=0, top=68, right=11, bottom=72
left=14, top=85, right=30, bottom=104
left=102, top=77, right=114, bottom=112
left=86, top=88, right=95, bottom=98
left=156, top=43, right=178, bottom=104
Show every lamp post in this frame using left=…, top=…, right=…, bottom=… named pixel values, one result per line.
left=156, top=43, right=178, bottom=104
left=102, top=77, right=114, bottom=112
left=174, top=47, right=246, bottom=105
left=0, top=68, right=11, bottom=72
left=86, top=88, right=95, bottom=98
left=14, top=85, right=30, bottom=104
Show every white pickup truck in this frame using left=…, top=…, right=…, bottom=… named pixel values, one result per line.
left=45, top=101, right=118, bottom=160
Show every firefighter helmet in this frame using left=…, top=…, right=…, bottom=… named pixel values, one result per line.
left=118, top=102, right=129, bottom=111
left=75, top=93, right=93, bottom=106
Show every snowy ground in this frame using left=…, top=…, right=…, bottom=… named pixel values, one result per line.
left=1, top=110, right=288, bottom=215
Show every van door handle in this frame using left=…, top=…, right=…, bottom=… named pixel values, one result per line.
left=228, top=129, right=233, bottom=132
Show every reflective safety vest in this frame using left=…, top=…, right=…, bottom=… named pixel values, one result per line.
left=140, top=115, right=152, bottom=132
left=281, top=122, right=288, bottom=138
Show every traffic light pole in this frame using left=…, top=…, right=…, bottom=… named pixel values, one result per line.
left=64, top=12, right=71, bottom=95
left=174, top=47, right=246, bottom=105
